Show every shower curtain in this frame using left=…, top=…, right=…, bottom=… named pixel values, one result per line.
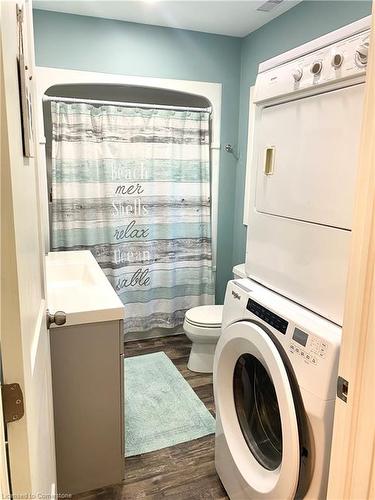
left=50, top=101, right=214, bottom=333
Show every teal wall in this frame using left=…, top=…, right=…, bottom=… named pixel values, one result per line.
left=33, top=9, right=242, bottom=303
left=233, top=0, right=372, bottom=266
left=33, top=2, right=372, bottom=301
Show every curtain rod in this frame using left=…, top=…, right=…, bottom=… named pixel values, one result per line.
left=43, top=95, right=212, bottom=113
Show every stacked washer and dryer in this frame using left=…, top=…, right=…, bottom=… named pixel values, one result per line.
left=213, top=16, right=370, bottom=500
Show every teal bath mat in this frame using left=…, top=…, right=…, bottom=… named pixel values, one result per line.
left=124, top=352, right=215, bottom=457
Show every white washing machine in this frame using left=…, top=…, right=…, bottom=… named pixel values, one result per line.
left=214, top=279, right=340, bottom=499
left=245, top=16, right=370, bottom=325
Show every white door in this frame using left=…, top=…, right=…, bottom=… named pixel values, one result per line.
left=214, top=321, right=302, bottom=499
left=255, top=84, right=364, bottom=229
left=0, top=0, right=56, bottom=495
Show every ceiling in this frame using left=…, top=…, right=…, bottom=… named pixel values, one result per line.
left=33, top=0, right=302, bottom=38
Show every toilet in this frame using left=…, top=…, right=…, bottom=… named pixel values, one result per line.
left=184, top=264, right=246, bottom=373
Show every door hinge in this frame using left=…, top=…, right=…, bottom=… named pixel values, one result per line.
left=16, top=5, right=24, bottom=24
left=1, top=384, right=24, bottom=423
left=337, top=376, right=349, bottom=403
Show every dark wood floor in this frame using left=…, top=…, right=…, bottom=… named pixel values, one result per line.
left=74, top=334, right=228, bottom=500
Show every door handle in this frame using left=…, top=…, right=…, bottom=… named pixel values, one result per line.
left=264, top=147, right=275, bottom=175
left=46, top=309, right=66, bottom=329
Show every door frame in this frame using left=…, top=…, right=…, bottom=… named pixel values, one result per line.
left=327, top=5, right=375, bottom=498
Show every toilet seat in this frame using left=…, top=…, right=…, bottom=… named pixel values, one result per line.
left=185, top=305, right=223, bottom=328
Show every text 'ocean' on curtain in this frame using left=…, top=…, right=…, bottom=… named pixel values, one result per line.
left=50, top=101, right=214, bottom=333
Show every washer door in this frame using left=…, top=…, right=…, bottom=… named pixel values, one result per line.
left=214, top=321, right=301, bottom=499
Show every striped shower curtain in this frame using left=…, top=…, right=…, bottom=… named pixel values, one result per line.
left=50, top=101, right=214, bottom=333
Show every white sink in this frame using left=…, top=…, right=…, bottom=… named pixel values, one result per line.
left=46, top=250, right=124, bottom=327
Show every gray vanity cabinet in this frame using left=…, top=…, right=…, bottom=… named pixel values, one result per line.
left=50, top=319, right=124, bottom=495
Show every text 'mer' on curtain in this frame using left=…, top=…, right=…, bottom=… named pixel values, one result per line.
left=50, top=101, right=214, bottom=333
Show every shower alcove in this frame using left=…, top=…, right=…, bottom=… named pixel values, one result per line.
left=37, top=67, right=222, bottom=341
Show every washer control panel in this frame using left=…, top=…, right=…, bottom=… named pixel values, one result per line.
left=247, top=299, right=288, bottom=334
left=288, top=327, right=329, bottom=366
left=226, top=279, right=341, bottom=399
left=254, top=28, right=370, bottom=103
left=245, top=299, right=329, bottom=367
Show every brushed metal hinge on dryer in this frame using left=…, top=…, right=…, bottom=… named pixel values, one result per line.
left=1, top=383, right=24, bottom=423
left=337, top=376, right=349, bottom=403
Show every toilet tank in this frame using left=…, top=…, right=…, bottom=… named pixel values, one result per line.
left=233, top=264, right=246, bottom=279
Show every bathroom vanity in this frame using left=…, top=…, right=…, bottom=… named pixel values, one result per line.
left=46, top=250, right=125, bottom=495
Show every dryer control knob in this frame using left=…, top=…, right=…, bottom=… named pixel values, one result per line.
left=311, top=61, right=322, bottom=75
left=332, top=53, right=343, bottom=68
left=292, top=67, right=303, bottom=81
left=356, top=42, right=369, bottom=66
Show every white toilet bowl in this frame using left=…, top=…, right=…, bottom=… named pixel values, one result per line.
left=183, top=305, right=223, bottom=373
left=184, top=263, right=247, bottom=373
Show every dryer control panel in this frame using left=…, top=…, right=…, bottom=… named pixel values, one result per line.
left=254, top=27, right=370, bottom=104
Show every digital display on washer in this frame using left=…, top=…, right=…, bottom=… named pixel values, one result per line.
left=292, top=327, right=308, bottom=347
left=247, top=299, right=288, bottom=334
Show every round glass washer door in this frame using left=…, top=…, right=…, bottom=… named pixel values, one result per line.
left=214, top=320, right=301, bottom=499
left=233, top=353, right=282, bottom=471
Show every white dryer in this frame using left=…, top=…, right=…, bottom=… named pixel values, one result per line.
left=214, top=279, right=340, bottom=499
left=245, top=16, right=371, bottom=325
